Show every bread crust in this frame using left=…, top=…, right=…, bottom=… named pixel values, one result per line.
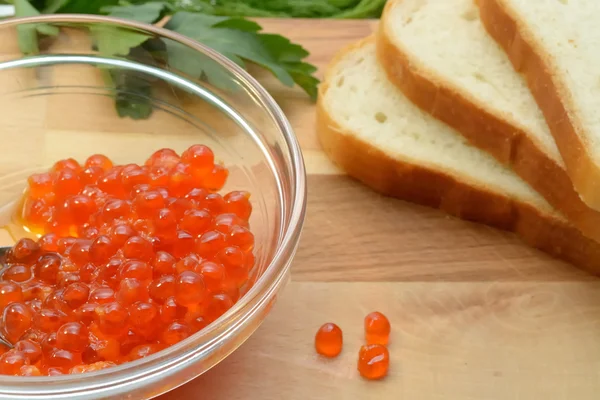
left=476, top=0, right=600, bottom=211
left=376, top=0, right=600, bottom=242
left=316, top=38, right=600, bottom=276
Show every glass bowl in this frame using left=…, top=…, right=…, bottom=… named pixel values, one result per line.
left=0, top=14, right=306, bottom=399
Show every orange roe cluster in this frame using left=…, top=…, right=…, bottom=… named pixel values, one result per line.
left=314, top=312, right=391, bottom=380
left=0, top=145, right=255, bottom=376
left=359, top=311, right=391, bottom=380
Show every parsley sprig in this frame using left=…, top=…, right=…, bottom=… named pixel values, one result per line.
left=12, top=0, right=320, bottom=119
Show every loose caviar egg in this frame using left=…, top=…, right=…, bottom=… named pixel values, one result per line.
left=161, top=321, right=191, bottom=345
left=85, top=154, right=113, bottom=171
left=174, top=272, right=206, bottom=306
left=0, top=350, right=28, bottom=375
left=224, top=191, right=252, bottom=220
left=181, top=144, right=214, bottom=172
left=201, top=193, right=225, bottom=215
left=196, top=261, right=225, bottom=292
left=52, top=158, right=81, bottom=173
left=38, top=233, right=59, bottom=252
left=117, top=278, right=149, bottom=305
left=146, top=148, right=180, bottom=169
left=357, top=344, right=389, bottom=380
left=128, top=343, right=165, bottom=361
left=180, top=209, right=212, bottom=236
left=70, top=361, right=116, bottom=374
left=3, top=265, right=32, bottom=283
left=149, top=275, right=176, bottom=303
left=14, top=340, right=42, bottom=364
left=160, top=297, right=186, bottom=323
left=0, top=282, right=24, bottom=309
left=364, top=311, right=391, bottom=345
left=46, top=348, right=81, bottom=372
left=204, top=165, right=228, bottom=191
left=2, top=302, right=33, bottom=343
left=205, top=293, right=234, bottom=323
left=129, top=302, right=159, bottom=329
left=34, top=308, right=65, bottom=333
left=47, top=367, right=63, bottom=376
left=56, top=322, right=88, bottom=352
left=152, top=251, right=176, bottom=276
left=27, top=173, right=53, bottom=200
left=4, top=144, right=255, bottom=376
left=20, top=365, right=42, bottom=376
left=196, top=231, right=226, bottom=258
left=314, top=323, right=343, bottom=358
left=9, top=238, right=40, bottom=264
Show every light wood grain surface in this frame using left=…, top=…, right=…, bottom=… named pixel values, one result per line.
left=159, top=19, right=600, bottom=400
left=1, top=18, right=599, bottom=399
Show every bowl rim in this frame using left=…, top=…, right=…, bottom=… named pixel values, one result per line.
left=0, top=13, right=307, bottom=395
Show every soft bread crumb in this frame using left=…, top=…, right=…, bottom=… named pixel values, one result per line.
left=496, top=0, right=600, bottom=156
left=386, top=0, right=561, bottom=162
left=322, top=40, right=550, bottom=212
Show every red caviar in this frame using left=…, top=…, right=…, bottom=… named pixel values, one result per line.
left=314, top=322, right=343, bottom=358
left=0, top=145, right=255, bottom=376
left=357, top=344, right=389, bottom=380
left=364, top=311, right=390, bottom=346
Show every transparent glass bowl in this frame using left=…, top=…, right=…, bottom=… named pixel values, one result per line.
left=0, top=15, right=306, bottom=399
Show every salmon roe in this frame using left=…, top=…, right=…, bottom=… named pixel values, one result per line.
left=0, top=145, right=255, bottom=376
left=357, top=344, right=389, bottom=380
left=364, top=311, right=390, bottom=346
left=314, top=322, right=343, bottom=358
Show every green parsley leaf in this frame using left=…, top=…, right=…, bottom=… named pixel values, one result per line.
left=92, top=1, right=171, bottom=56
left=104, top=67, right=154, bottom=120
left=257, top=33, right=318, bottom=100
left=283, top=61, right=319, bottom=100
left=14, top=0, right=320, bottom=116
left=327, top=0, right=361, bottom=7
left=167, top=0, right=384, bottom=18
left=101, top=38, right=165, bottom=120
left=242, top=0, right=341, bottom=17
left=42, top=0, right=70, bottom=14
left=258, top=33, right=309, bottom=63
left=53, top=0, right=118, bottom=14
left=14, top=1, right=45, bottom=23
left=164, top=12, right=318, bottom=99
left=16, top=25, right=38, bottom=54
left=164, top=40, right=240, bottom=92
left=333, top=0, right=386, bottom=19
left=91, top=26, right=151, bottom=57
left=170, top=0, right=339, bottom=18
left=166, top=13, right=293, bottom=84
left=14, top=0, right=59, bottom=55
left=91, top=3, right=172, bottom=120
left=101, top=2, right=172, bottom=24
left=257, top=34, right=318, bottom=100
left=169, top=0, right=279, bottom=17
left=213, top=18, right=262, bottom=33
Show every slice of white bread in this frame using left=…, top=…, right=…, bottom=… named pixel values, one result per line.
left=376, top=0, right=600, bottom=242
left=477, top=0, right=600, bottom=211
left=316, top=37, right=600, bottom=276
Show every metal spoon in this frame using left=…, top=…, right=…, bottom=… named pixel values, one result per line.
left=0, top=245, right=10, bottom=257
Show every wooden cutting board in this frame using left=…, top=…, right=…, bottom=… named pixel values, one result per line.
left=157, top=19, right=600, bottom=400
left=0, top=17, right=598, bottom=399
